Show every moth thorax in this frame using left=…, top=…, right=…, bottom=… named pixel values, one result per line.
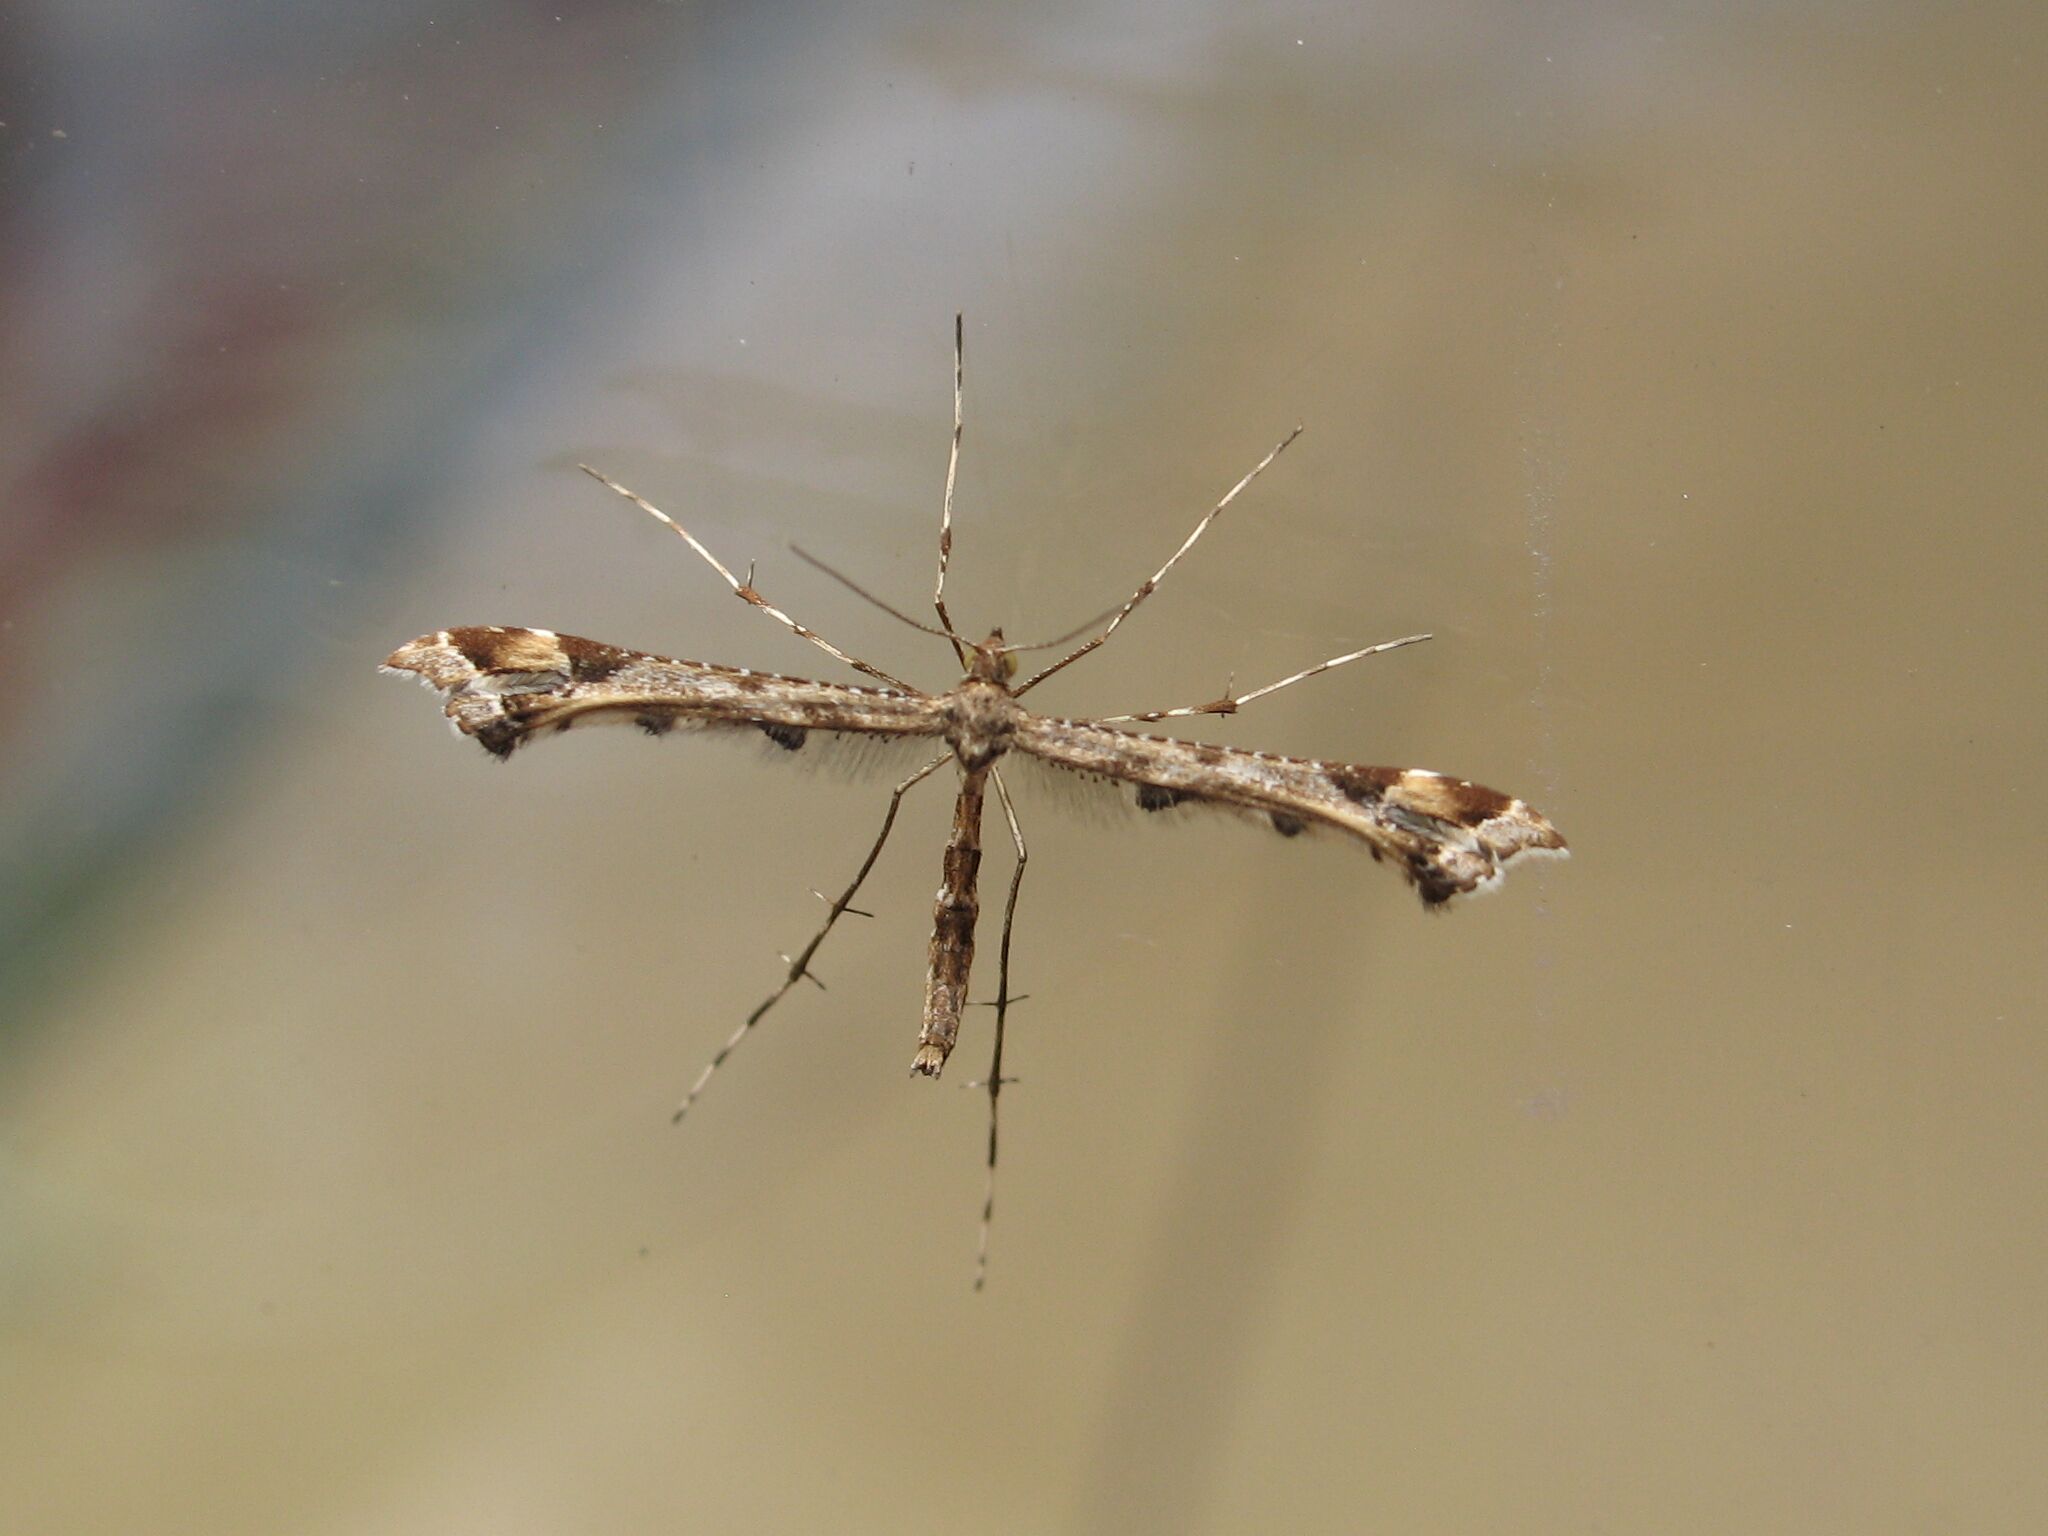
left=945, top=680, right=1020, bottom=769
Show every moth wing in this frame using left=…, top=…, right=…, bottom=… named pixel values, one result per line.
left=383, top=626, right=947, bottom=765
left=1011, top=714, right=1564, bottom=905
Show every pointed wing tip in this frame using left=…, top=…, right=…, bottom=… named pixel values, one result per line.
left=1413, top=794, right=1567, bottom=907
left=1514, top=806, right=1568, bottom=856
left=1473, top=800, right=1568, bottom=886
left=380, top=630, right=478, bottom=691
left=381, top=638, right=435, bottom=673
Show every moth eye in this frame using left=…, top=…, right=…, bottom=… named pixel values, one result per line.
left=1270, top=812, right=1305, bottom=837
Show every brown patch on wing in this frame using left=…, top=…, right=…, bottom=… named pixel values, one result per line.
left=462, top=625, right=568, bottom=673
left=385, top=626, right=632, bottom=687
left=552, top=633, right=632, bottom=683
left=1382, top=768, right=1516, bottom=828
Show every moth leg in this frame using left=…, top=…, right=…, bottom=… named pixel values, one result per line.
left=931, top=312, right=968, bottom=665
left=973, top=767, right=1028, bottom=1292
left=1013, top=425, right=1303, bottom=697
left=578, top=463, right=917, bottom=693
left=671, top=752, right=949, bottom=1124
left=1097, top=633, right=1433, bottom=724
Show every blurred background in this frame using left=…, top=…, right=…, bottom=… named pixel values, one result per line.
left=3, top=2, right=2043, bottom=1531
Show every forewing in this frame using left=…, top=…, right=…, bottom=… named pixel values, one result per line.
left=383, top=626, right=945, bottom=761
left=1012, top=714, right=1565, bottom=905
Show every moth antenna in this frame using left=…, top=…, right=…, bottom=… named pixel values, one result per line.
left=1013, top=426, right=1303, bottom=697
left=975, top=767, right=1028, bottom=1292
left=671, top=753, right=949, bottom=1125
left=1097, top=633, right=1434, bottom=723
left=790, top=543, right=966, bottom=644
left=932, top=313, right=969, bottom=666
left=991, top=602, right=1125, bottom=656
left=578, top=463, right=917, bottom=693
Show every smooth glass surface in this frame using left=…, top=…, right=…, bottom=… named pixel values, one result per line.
left=3, top=3, right=2042, bottom=1530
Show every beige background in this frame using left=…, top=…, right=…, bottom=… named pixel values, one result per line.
left=3, top=3, right=2043, bottom=1531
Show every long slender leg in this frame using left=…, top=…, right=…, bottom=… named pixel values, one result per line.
left=672, top=752, right=949, bottom=1123
left=974, top=768, right=1027, bottom=1292
left=911, top=763, right=988, bottom=1077
left=1013, top=426, right=1303, bottom=697
left=1097, top=633, right=1434, bottom=723
left=932, top=313, right=968, bottom=665
left=578, top=463, right=917, bottom=693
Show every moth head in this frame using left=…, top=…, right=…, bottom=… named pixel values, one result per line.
left=968, top=629, right=1016, bottom=685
